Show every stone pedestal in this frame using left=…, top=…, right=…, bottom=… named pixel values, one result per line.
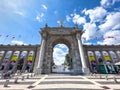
left=82, top=68, right=90, bottom=74
left=73, top=69, right=83, bottom=74
left=36, top=68, right=42, bottom=74
left=44, top=69, right=51, bottom=74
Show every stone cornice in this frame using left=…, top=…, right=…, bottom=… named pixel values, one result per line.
left=40, top=27, right=83, bottom=36
left=83, top=45, right=120, bottom=51
left=0, top=44, right=40, bottom=51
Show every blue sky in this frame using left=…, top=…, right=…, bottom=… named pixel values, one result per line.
left=0, top=0, right=120, bottom=65
left=0, top=0, right=120, bottom=45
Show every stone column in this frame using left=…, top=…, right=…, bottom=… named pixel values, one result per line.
left=107, top=50, right=112, bottom=61
left=36, top=36, right=46, bottom=74
left=76, top=33, right=89, bottom=74
left=114, top=50, right=120, bottom=62
left=22, top=51, right=29, bottom=72
left=0, top=51, right=6, bottom=65
left=12, top=51, right=21, bottom=72
left=4, top=51, right=13, bottom=71
left=71, top=43, right=76, bottom=74
left=99, top=51, right=105, bottom=62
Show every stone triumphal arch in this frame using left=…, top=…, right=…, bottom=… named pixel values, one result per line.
left=0, top=25, right=120, bottom=74
left=36, top=25, right=90, bottom=74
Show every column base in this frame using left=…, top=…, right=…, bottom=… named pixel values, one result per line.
left=43, top=69, right=51, bottom=74
left=73, top=69, right=83, bottom=74
left=35, top=68, right=42, bottom=74
left=82, top=68, right=90, bottom=74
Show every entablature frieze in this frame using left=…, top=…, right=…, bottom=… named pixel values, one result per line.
left=40, top=27, right=83, bottom=36
left=0, top=45, right=40, bottom=51
left=83, top=45, right=120, bottom=51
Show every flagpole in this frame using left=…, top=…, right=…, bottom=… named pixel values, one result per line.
left=11, top=36, right=15, bottom=45
left=2, top=35, right=9, bottom=45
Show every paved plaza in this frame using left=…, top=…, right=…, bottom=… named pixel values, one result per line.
left=0, top=73, right=120, bottom=90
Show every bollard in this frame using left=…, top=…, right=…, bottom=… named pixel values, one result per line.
left=12, top=74, right=15, bottom=77
left=89, top=73, right=92, bottom=79
left=90, top=73, right=93, bottom=78
left=14, top=77, right=18, bottom=83
left=99, top=74, right=102, bottom=79
left=90, top=73, right=93, bottom=76
left=4, top=79, right=9, bottom=87
left=27, top=74, right=29, bottom=79
left=113, top=77, right=118, bottom=83
left=21, top=76, right=25, bottom=81
left=93, top=73, right=95, bottom=78
left=33, top=73, right=35, bottom=76
left=105, top=75, right=108, bottom=80
left=19, top=72, right=22, bottom=75
left=94, top=74, right=97, bottom=78
left=31, top=73, right=33, bottom=77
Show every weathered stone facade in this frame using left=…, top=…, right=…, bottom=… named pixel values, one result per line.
left=36, top=26, right=87, bottom=74
left=0, top=26, right=120, bottom=74
left=0, top=45, right=40, bottom=73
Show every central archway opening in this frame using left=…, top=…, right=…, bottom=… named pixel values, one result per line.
left=52, top=44, right=72, bottom=73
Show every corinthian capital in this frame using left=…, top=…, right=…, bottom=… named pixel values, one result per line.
left=76, top=33, right=81, bottom=40
left=42, top=32, right=47, bottom=39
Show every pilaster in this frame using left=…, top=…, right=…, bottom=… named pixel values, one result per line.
left=76, top=33, right=90, bottom=74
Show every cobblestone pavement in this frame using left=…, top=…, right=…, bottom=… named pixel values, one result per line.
left=0, top=73, right=120, bottom=90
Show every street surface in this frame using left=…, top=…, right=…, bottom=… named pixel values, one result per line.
left=0, top=73, right=120, bottom=90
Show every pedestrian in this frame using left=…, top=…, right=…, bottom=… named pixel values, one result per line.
left=26, top=65, right=30, bottom=72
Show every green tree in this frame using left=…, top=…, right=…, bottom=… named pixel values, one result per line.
left=52, top=60, right=55, bottom=66
left=64, top=54, right=71, bottom=66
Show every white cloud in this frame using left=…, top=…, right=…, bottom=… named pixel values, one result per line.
left=83, top=42, right=93, bottom=45
left=14, top=11, right=24, bottom=16
left=104, top=30, right=120, bottom=39
left=100, top=0, right=120, bottom=7
left=58, top=44, right=69, bottom=52
left=97, top=41, right=104, bottom=45
left=36, top=13, right=44, bottom=22
left=98, top=39, right=120, bottom=45
left=66, top=15, right=71, bottom=22
left=100, top=0, right=113, bottom=7
left=0, top=0, right=27, bottom=16
left=81, top=8, right=120, bottom=46
left=83, top=7, right=107, bottom=23
left=0, top=0, right=18, bottom=11
left=99, top=12, right=120, bottom=33
left=69, top=1, right=120, bottom=46
left=11, top=40, right=27, bottom=45
left=41, top=13, right=44, bottom=17
left=72, top=14, right=86, bottom=25
left=82, top=23, right=97, bottom=40
left=70, top=14, right=74, bottom=17
left=53, top=44, right=68, bottom=65
left=36, top=16, right=41, bottom=22
left=97, top=30, right=120, bottom=45
left=114, top=7, right=120, bottom=11
left=58, top=44, right=67, bottom=48
left=41, top=4, right=47, bottom=10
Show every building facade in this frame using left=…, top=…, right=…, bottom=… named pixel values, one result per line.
left=0, top=26, right=120, bottom=74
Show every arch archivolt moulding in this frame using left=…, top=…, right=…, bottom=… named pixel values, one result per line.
left=36, top=26, right=90, bottom=74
